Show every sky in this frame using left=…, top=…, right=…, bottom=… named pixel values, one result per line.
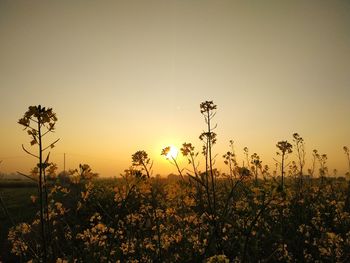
left=0, top=0, right=349, bottom=177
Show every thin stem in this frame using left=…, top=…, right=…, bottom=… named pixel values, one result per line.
left=38, top=117, right=47, bottom=262
left=281, top=153, right=285, bottom=191
left=171, top=157, right=184, bottom=180
left=22, top=145, right=39, bottom=159
left=207, top=109, right=216, bottom=214
left=17, top=171, right=38, bottom=182
left=42, top=138, right=60, bottom=152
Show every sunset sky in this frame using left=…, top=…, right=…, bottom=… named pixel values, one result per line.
left=0, top=0, right=349, bottom=177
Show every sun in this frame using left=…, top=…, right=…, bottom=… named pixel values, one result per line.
left=166, top=145, right=179, bottom=159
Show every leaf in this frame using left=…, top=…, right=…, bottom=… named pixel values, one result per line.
left=18, top=118, right=29, bottom=127
left=30, top=140, right=37, bottom=146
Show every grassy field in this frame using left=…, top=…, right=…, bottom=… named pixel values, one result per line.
left=1, top=176, right=350, bottom=262
left=0, top=182, right=37, bottom=262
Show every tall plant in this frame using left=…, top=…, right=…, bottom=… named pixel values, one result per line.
left=292, top=133, right=306, bottom=187
left=198, top=101, right=218, bottom=216
left=276, top=141, right=293, bottom=191
left=344, top=146, right=350, bottom=178
left=250, top=152, right=262, bottom=185
left=343, top=146, right=350, bottom=212
left=18, top=105, right=59, bottom=262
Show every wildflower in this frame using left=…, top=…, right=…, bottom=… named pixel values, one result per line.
left=56, top=258, right=68, bottom=263
left=161, top=146, right=170, bottom=157
left=181, top=142, right=195, bottom=156
left=30, top=195, right=37, bottom=203
left=206, top=254, right=229, bottom=263
left=132, top=150, right=149, bottom=166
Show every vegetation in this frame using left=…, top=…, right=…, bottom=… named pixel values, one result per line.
left=1, top=102, right=350, bottom=262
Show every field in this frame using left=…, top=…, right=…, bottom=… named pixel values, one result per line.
left=0, top=181, right=37, bottom=262
left=1, top=102, right=349, bottom=262
left=1, top=175, right=350, bottom=262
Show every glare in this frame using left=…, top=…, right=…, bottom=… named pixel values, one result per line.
left=166, top=145, right=179, bottom=159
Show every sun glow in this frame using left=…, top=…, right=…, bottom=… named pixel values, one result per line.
left=166, top=145, right=179, bottom=160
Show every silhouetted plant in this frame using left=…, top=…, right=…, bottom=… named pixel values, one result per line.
left=68, top=164, right=98, bottom=184
left=343, top=146, right=350, bottom=212
left=199, top=100, right=218, bottom=216
left=7, top=101, right=350, bottom=262
left=161, top=146, right=184, bottom=180
left=261, top=164, right=270, bottom=180
left=181, top=142, right=201, bottom=179
left=333, top=169, right=338, bottom=177
left=316, top=152, right=328, bottom=185
left=238, top=166, right=251, bottom=177
left=250, top=153, right=262, bottom=185
left=132, top=150, right=164, bottom=261
left=288, top=161, right=298, bottom=178
left=132, top=150, right=152, bottom=178
left=292, top=133, right=306, bottom=188
left=243, top=147, right=249, bottom=168
left=344, top=146, right=350, bottom=178
left=275, top=140, right=293, bottom=191
left=308, top=149, right=319, bottom=178
left=18, top=105, right=59, bottom=262
left=223, top=140, right=238, bottom=184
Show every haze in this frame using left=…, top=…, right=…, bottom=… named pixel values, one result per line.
left=0, top=0, right=349, bottom=177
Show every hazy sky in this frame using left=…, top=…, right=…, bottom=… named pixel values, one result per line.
left=0, top=0, right=349, bottom=177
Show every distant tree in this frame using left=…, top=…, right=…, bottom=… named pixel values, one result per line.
left=275, top=140, right=293, bottom=191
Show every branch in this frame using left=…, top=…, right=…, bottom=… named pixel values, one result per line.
left=28, top=125, right=38, bottom=131
left=187, top=172, right=206, bottom=187
left=42, top=138, right=60, bottom=152
left=28, top=117, right=38, bottom=124
left=222, top=176, right=244, bottom=218
left=41, top=124, right=56, bottom=137
left=44, top=152, right=50, bottom=164
left=21, top=125, right=38, bottom=132
left=41, top=129, right=52, bottom=137
left=22, top=144, right=39, bottom=159
left=273, top=158, right=281, bottom=164
left=17, top=171, right=38, bottom=182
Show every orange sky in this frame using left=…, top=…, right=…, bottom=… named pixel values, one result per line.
left=0, top=1, right=349, bottom=177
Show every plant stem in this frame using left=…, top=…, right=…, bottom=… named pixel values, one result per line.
left=38, top=115, right=47, bottom=262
